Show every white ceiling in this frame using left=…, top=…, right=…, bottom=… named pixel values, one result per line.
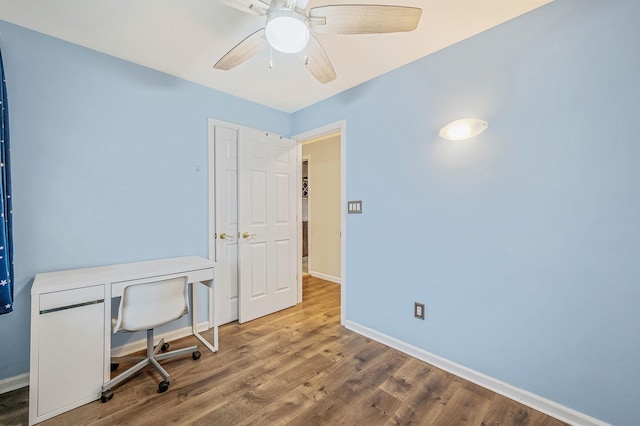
left=0, top=0, right=552, bottom=112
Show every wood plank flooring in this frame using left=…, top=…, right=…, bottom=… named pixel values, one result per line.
left=0, top=276, right=566, bottom=426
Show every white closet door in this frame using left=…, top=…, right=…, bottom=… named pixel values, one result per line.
left=214, top=125, right=240, bottom=325
left=237, top=128, right=298, bottom=323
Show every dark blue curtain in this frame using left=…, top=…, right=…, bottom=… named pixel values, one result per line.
left=0, top=48, right=14, bottom=315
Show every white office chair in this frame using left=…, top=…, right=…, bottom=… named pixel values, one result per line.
left=100, top=276, right=201, bottom=402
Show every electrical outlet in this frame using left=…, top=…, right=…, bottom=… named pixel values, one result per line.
left=414, top=302, right=425, bottom=320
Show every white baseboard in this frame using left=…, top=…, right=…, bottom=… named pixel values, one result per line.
left=309, top=271, right=341, bottom=284
left=111, top=321, right=210, bottom=357
left=0, top=372, right=29, bottom=394
left=344, top=320, right=609, bottom=426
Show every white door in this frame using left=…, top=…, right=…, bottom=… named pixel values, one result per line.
left=237, top=128, right=298, bottom=323
left=214, top=125, right=239, bottom=325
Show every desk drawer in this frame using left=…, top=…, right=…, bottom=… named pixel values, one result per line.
left=39, top=285, right=105, bottom=313
left=111, top=268, right=214, bottom=298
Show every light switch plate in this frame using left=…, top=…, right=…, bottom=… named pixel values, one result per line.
left=414, top=302, right=425, bottom=320
left=348, top=200, right=363, bottom=214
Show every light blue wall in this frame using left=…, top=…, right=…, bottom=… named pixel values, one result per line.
left=2, top=0, right=639, bottom=424
left=293, top=0, right=639, bottom=425
left=0, top=20, right=290, bottom=380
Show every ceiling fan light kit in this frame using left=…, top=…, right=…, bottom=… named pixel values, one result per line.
left=265, top=10, right=309, bottom=53
left=214, top=0, right=423, bottom=83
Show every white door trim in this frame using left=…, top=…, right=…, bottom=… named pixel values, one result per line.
left=292, top=119, right=347, bottom=326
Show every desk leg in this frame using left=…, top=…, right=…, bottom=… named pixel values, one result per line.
left=191, top=281, right=218, bottom=353
left=104, top=285, right=112, bottom=385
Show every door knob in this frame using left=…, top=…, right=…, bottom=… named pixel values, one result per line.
left=219, top=232, right=234, bottom=240
left=242, top=232, right=256, bottom=239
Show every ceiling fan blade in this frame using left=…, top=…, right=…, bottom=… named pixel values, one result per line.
left=309, top=5, right=422, bottom=34
left=214, top=29, right=269, bottom=70
left=217, top=0, right=269, bottom=16
left=299, top=34, right=336, bottom=84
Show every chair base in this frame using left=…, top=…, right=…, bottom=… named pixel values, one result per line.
left=101, top=329, right=199, bottom=401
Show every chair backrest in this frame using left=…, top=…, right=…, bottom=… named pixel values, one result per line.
left=114, top=276, right=189, bottom=333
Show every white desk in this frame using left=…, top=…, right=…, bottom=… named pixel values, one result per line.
left=29, top=256, right=216, bottom=425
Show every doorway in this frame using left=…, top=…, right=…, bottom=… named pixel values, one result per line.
left=293, top=120, right=347, bottom=325
left=300, top=136, right=341, bottom=284
left=302, top=158, right=309, bottom=275
left=208, top=118, right=347, bottom=327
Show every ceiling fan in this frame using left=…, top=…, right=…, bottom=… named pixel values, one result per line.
left=214, top=0, right=422, bottom=83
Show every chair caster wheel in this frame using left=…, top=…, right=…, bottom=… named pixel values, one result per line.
left=101, top=389, right=114, bottom=403
left=110, top=363, right=119, bottom=372
left=161, top=343, right=170, bottom=352
left=192, top=351, right=201, bottom=360
left=158, top=381, right=169, bottom=393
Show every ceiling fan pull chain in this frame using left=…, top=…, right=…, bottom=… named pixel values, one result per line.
left=269, top=46, right=274, bottom=69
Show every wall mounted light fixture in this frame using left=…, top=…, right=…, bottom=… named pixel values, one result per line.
left=439, top=118, right=489, bottom=141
